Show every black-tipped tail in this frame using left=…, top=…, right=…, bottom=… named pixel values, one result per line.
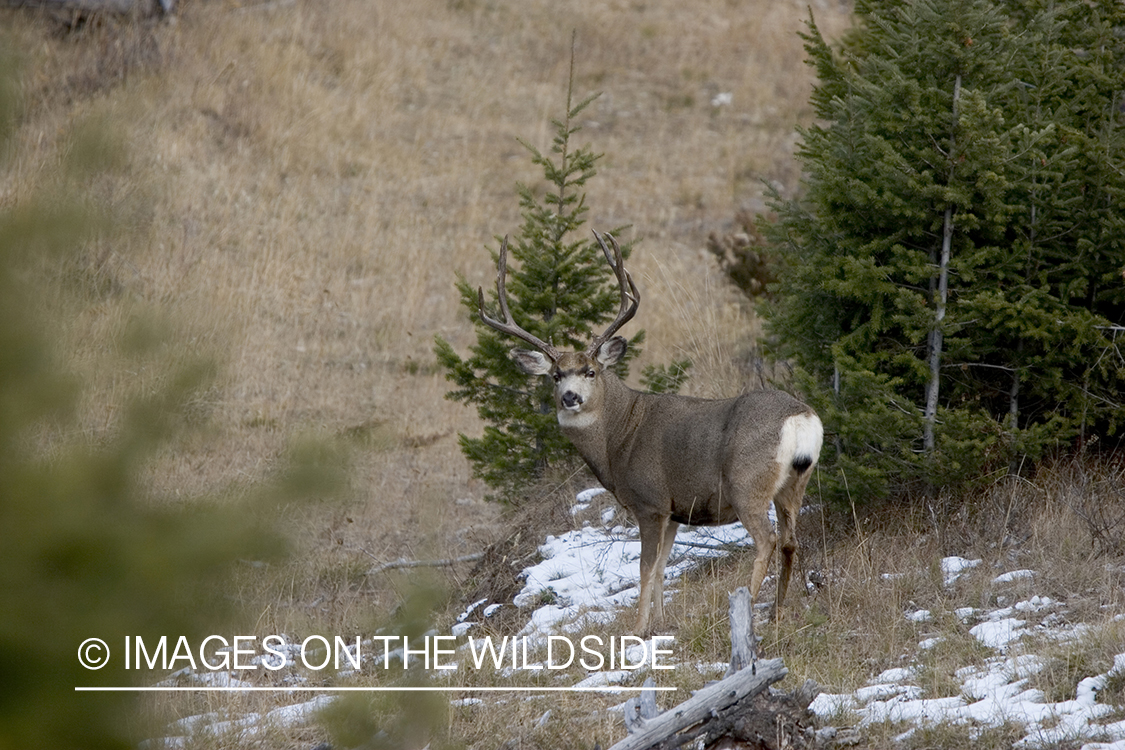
left=791, top=455, right=814, bottom=473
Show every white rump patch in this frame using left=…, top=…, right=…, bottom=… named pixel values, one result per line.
left=772, top=413, right=824, bottom=494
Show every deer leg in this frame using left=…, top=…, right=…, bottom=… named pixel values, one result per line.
left=733, top=475, right=780, bottom=606
left=774, top=469, right=813, bottom=612
left=773, top=497, right=797, bottom=611
left=650, top=520, right=680, bottom=629
left=634, top=515, right=671, bottom=636
left=745, top=512, right=778, bottom=604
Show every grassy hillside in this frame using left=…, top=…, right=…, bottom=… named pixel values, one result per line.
left=3, top=0, right=847, bottom=610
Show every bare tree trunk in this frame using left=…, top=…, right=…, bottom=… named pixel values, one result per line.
left=923, top=74, right=962, bottom=456
left=923, top=204, right=954, bottom=453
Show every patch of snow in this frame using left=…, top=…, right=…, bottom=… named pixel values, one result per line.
left=152, top=696, right=333, bottom=746
left=262, top=696, right=334, bottom=726
left=854, top=683, right=922, bottom=703
left=970, top=618, right=1028, bottom=650
left=942, top=556, right=982, bottom=586
left=876, top=667, right=917, bottom=683
left=809, top=623, right=1125, bottom=749
left=576, top=487, right=607, bottom=504
left=574, top=670, right=632, bottom=689
left=512, top=518, right=751, bottom=640
left=696, top=661, right=729, bottom=674
left=458, top=598, right=487, bottom=622
left=809, top=692, right=859, bottom=716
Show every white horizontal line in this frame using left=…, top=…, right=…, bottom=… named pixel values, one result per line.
left=75, top=685, right=677, bottom=693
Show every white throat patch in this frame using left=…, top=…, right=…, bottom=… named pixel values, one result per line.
left=557, top=408, right=598, bottom=429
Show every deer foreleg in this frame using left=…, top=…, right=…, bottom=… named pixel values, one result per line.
left=650, top=520, right=680, bottom=629
left=634, top=515, right=672, bottom=636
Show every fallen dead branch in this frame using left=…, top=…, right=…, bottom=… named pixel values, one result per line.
left=609, top=588, right=845, bottom=750
left=365, top=552, right=484, bottom=575
left=2, top=0, right=173, bottom=14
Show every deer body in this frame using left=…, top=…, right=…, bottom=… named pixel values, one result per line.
left=481, top=233, right=823, bottom=634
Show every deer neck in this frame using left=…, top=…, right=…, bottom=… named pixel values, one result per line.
left=557, top=371, right=638, bottom=493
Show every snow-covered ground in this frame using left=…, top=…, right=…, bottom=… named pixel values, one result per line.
left=811, top=560, right=1125, bottom=750
left=498, top=487, right=754, bottom=643
left=150, top=487, right=1125, bottom=749
left=459, top=489, right=1125, bottom=749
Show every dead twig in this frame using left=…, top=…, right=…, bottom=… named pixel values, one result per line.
left=366, top=553, right=484, bottom=576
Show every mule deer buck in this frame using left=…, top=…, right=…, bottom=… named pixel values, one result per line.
left=477, top=231, right=823, bottom=635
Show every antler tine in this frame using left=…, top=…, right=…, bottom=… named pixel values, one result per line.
left=477, top=236, right=560, bottom=360
left=589, top=230, right=640, bottom=354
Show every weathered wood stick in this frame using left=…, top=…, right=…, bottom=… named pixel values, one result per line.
left=366, top=552, right=484, bottom=575
left=725, top=586, right=757, bottom=678
left=606, top=658, right=787, bottom=750
left=623, top=677, right=661, bottom=734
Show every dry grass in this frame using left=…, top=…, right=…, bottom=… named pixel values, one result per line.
left=11, top=2, right=1122, bottom=749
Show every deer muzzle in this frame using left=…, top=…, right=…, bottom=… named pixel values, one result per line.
left=561, top=391, right=584, bottom=410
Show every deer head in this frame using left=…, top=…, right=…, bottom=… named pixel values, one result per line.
left=477, top=231, right=639, bottom=425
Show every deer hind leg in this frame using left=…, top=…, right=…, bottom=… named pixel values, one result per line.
left=732, top=474, right=780, bottom=605
left=746, top=517, right=778, bottom=604
left=774, top=467, right=813, bottom=613
left=634, top=515, right=673, bottom=636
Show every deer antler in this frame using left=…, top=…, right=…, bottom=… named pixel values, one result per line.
left=588, top=230, right=640, bottom=356
left=477, top=236, right=560, bottom=360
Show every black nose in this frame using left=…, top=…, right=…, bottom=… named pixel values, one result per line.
left=562, top=391, right=583, bottom=408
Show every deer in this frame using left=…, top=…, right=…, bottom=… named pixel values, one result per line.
left=477, top=231, right=824, bottom=635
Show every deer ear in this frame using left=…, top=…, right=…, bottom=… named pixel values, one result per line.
left=596, top=336, right=628, bottom=367
left=511, top=348, right=553, bottom=375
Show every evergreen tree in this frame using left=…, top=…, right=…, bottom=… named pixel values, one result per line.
left=761, top=0, right=1125, bottom=503
left=436, top=79, right=689, bottom=500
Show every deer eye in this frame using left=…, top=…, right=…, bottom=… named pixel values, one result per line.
left=552, top=372, right=562, bottom=383
left=585, top=369, right=597, bottom=378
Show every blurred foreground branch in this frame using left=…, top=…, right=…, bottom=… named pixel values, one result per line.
left=2, top=0, right=174, bottom=15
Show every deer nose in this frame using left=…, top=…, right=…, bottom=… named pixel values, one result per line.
left=561, top=391, right=583, bottom=409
